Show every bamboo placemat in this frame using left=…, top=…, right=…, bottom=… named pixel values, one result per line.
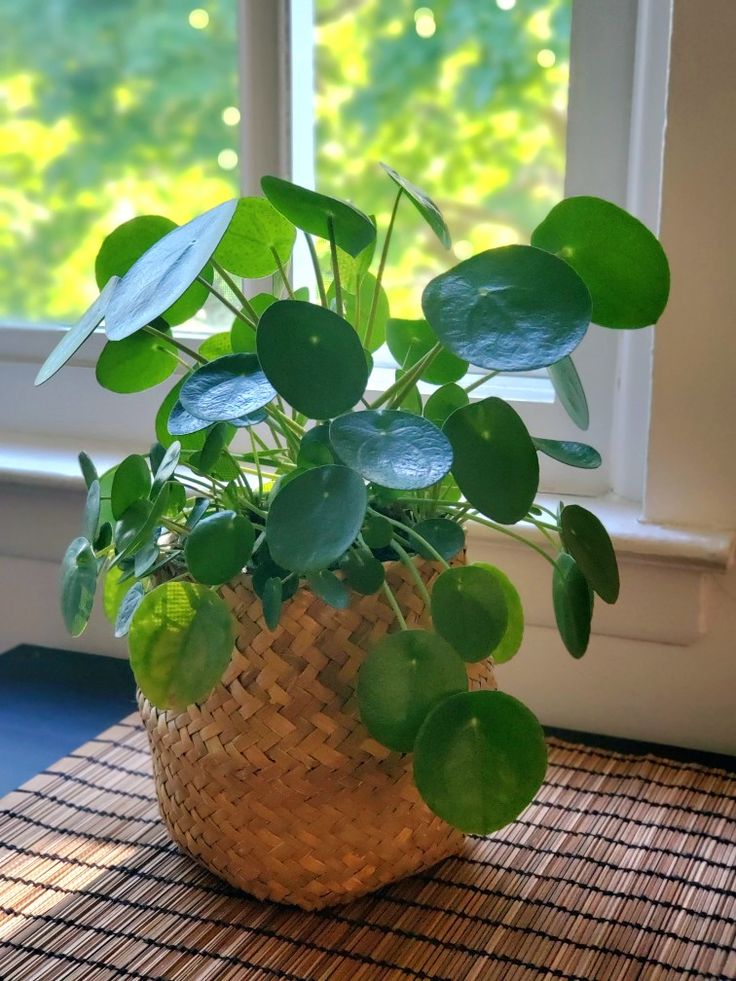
left=0, top=716, right=734, bottom=981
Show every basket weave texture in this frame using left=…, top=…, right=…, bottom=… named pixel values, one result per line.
left=139, top=557, right=496, bottom=910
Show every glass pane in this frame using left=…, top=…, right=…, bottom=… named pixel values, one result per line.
left=314, top=0, right=571, bottom=319
left=0, top=1, right=238, bottom=325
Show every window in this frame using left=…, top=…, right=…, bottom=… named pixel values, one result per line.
left=0, top=0, right=666, bottom=502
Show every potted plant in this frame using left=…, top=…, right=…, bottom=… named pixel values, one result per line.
left=37, top=164, right=669, bottom=909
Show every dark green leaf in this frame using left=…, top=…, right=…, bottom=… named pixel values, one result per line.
left=156, top=379, right=208, bottom=451
left=111, top=455, right=151, bottom=521
left=533, top=438, right=601, bottom=469
left=330, top=410, right=452, bottom=490
left=214, top=196, right=296, bottom=277
left=306, top=569, right=350, bottom=609
left=340, top=547, right=385, bottom=594
left=387, top=318, right=466, bottom=384
left=114, top=582, right=146, bottom=638
left=153, top=441, right=181, bottom=486
left=548, top=356, right=589, bottom=431
left=362, top=512, right=393, bottom=549
left=105, top=200, right=237, bottom=341
left=422, top=245, right=592, bottom=371
left=262, top=576, right=283, bottom=630
left=358, top=629, right=467, bottom=751
left=531, top=196, right=670, bottom=329
left=297, top=424, right=336, bottom=468
left=180, top=353, right=275, bottom=422
left=414, top=690, right=547, bottom=833
left=257, top=301, right=368, bottom=419
left=266, top=465, right=367, bottom=572
left=424, top=383, right=468, bottom=429
left=35, top=277, right=119, bottom=386
left=560, top=504, right=619, bottom=603
left=412, top=518, right=465, bottom=561
left=82, top=480, right=101, bottom=542
left=59, top=537, right=97, bottom=636
left=552, top=552, right=593, bottom=658
left=261, top=175, right=375, bottom=257
left=115, top=483, right=170, bottom=561
left=476, top=563, right=524, bottom=664
left=381, top=163, right=451, bottom=249
left=431, top=564, right=508, bottom=662
left=95, top=214, right=211, bottom=326
left=78, top=451, right=98, bottom=490
left=193, top=422, right=231, bottom=475
left=129, top=581, right=234, bottom=709
left=184, top=510, right=254, bottom=585
left=443, top=397, right=539, bottom=523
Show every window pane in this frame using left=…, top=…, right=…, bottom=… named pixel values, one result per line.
left=0, top=1, right=238, bottom=324
left=314, top=0, right=571, bottom=318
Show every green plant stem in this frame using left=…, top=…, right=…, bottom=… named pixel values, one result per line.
left=143, top=325, right=207, bottom=365
left=463, top=512, right=559, bottom=569
left=381, top=581, right=408, bottom=630
left=365, top=186, right=402, bottom=349
left=270, top=247, right=296, bottom=299
left=391, top=538, right=432, bottom=608
left=211, top=261, right=259, bottom=324
left=327, top=218, right=343, bottom=318
left=369, top=508, right=450, bottom=569
left=196, top=275, right=256, bottom=328
left=464, top=370, right=499, bottom=395
left=161, top=517, right=190, bottom=537
left=370, top=342, right=442, bottom=409
left=304, top=233, right=328, bottom=307
left=249, top=430, right=263, bottom=496
left=525, top=515, right=559, bottom=545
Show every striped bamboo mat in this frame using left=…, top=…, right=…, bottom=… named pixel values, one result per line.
left=0, top=716, right=734, bottom=981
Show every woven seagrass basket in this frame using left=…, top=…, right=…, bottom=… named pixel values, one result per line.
left=138, top=556, right=496, bottom=910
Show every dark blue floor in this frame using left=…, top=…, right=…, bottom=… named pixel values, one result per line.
left=0, top=644, right=136, bottom=797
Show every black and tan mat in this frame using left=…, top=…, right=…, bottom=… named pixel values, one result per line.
left=0, top=716, right=734, bottom=980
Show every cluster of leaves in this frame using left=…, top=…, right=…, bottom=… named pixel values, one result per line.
left=39, top=164, right=669, bottom=834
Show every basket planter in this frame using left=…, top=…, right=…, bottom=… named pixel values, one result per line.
left=139, top=557, right=495, bottom=910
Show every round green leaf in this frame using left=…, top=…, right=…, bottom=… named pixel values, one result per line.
left=413, top=690, right=547, bottom=833
left=114, top=582, right=146, bottom=638
left=531, top=196, right=670, bottom=329
left=362, top=512, right=393, bottom=549
left=477, top=563, right=524, bottom=664
left=35, top=277, right=119, bottom=386
left=96, top=326, right=177, bottom=394
left=103, top=564, right=130, bottom=624
left=381, top=163, right=451, bottom=249
left=95, top=215, right=212, bottom=327
left=431, top=564, right=508, bottom=662
left=330, top=410, right=452, bottom=490
left=424, top=384, right=469, bottom=429
left=327, top=273, right=389, bottom=352
left=115, top=483, right=170, bottom=560
left=192, top=421, right=232, bottom=476
left=262, top=576, right=283, bottom=630
left=297, top=424, right=336, bottom=468
left=413, top=518, right=465, bottom=561
left=214, top=196, right=296, bottom=278
left=422, top=245, right=592, bottom=371
left=105, top=200, right=237, bottom=341
left=387, top=318, right=467, bottom=385
left=180, top=353, right=276, bottom=422
left=560, top=504, right=619, bottom=603
left=153, top=441, right=181, bottom=486
left=358, top=629, right=467, bottom=752
left=533, top=438, right=601, bottom=469
left=198, top=332, right=233, bottom=360
left=82, top=479, right=101, bottom=543
left=59, top=537, right=97, bottom=637
left=111, top=455, right=151, bottom=521
left=257, top=301, right=368, bottom=419
left=184, top=510, right=255, bottom=585
left=261, top=175, right=375, bottom=257
left=306, top=569, right=350, bottom=609
left=129, top=581, right=234, bottom=710
left=156, top=380, right=207, bottom=451
left=548, top=356, right=589, bottom=431
left=266, top=465, right=368, bottom=572
left=443, top=397, right=539, bottom=523
left=552, top=552, right=593, bottom=658
left=340, top=547, right=385, bottom=595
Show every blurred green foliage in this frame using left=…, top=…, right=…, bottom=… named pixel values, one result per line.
left=0, top=0, right=569, bottom=323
